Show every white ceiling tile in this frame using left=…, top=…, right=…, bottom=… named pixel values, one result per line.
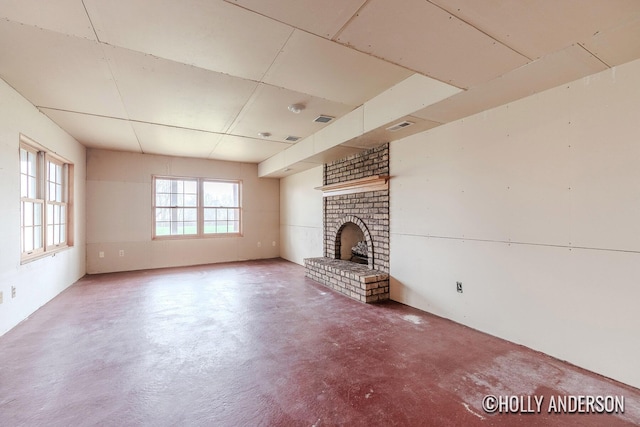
left=224, top=0, right=366, bottom=38
left=132, top=122, right=223, bottom=158
left=105, top=46, right=258, bottom=133
left=40, top=109, right=141, bottom=152
left=582, top=18, right=640, bottom=67
left=84, top=0, right=293, bottom=80
left=0, top=20, right=128, bottom=118
left=335, top=0, right=529, bottom=88
left=210, top=135, right=291, bottom=163
left=414, top=44, right=609, bottom=124
left=263, top=30, right=413, bottom=106
left=228, top=83, right=354, bottom=142
left=431, top=0, right=640, bottom=60
left=0, top=0, right=96, bottom=39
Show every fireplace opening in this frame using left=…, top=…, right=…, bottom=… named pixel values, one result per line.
left=338, top=222, right=368, bottom=264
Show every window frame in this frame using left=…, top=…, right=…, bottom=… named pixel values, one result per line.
left=152, top=175, right=242, bottom=240
left=19, top=135, right=74, bottom=263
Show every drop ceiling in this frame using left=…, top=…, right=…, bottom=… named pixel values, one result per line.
left=1, top=0, right=639, bottom=177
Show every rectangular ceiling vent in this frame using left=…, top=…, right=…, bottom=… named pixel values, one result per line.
left=313, top=115, right=335, bottom=124
left=386, top=120, right=414, bottom=132
left=285, top=135, right=301, bottom=142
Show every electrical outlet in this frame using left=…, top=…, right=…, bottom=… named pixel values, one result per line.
left=0, top=291, right=3, bottom=304
left=257, top=242, right=261, bottom=247
left=456, top=282, right=463, bottom=293
left=11, top=286, right=16, bottom=298
left=272, top=241, right=276, bottom=247
left=99, top=251, right=104, bottom=258
left=119, top=250, right=124, bottom=257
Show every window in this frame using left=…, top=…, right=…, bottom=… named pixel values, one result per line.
left=20, top=137, right=73, bottom=261
left=153, top=176, right=241, bottom=238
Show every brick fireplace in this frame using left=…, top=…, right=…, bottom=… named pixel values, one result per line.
left=304, top=143, right=390, bottom=303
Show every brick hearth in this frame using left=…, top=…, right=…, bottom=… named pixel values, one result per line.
left=305, top=258, right=389, bottom=303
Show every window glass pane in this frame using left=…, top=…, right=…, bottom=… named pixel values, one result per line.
left=28, top=151, right=36, bottom=176
left=34, top=225, right=43, bottom=249
left=184, top=194, right=197, bottom=207
left=217, top=209, right=227, bottom=220
left=204, top=221, right=216, bottom=233
left=47, top=204, right=53, bottom=226
left=203, top=181, right=238, bottom=207
left=60, top=224, right=66, bottom=244
left=28, top=176, right=36, bottom=198
left=156, top=221, right=170, bottom=236
left=20, top=149, right=27, bottom=174
left=230, top=221, right=239, bottom=233
left=21, top=175, right=27, bottom=198
left=156, top=193, right=170, bottom=206
left=24, top=227, right=34, bottom=252
left=47, top=225, right=53, bottom=246
left=156, top=208, right=171, bottom=221
left=184, top=222, right=197, bottom=234
left=156, top=179, right=170, bottom=193
left=34, top=203, right=42, bottom=226
left=56, top=183, right=62, bottom=202
left=24, top=202, right=33, bottom=227
left=54, top=224, right=60, bottom=245
left=204, top=208, right=216, bottom=221
left=184, top=208, right=197, bottom=221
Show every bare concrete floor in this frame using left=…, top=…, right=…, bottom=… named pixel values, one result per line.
left=1, top=258, right=638, bottom=426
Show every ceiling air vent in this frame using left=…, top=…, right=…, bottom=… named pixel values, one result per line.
left=285, top=135, right=301, bottom=142
left=313, top=115, right=335, bottom=124
left=386, top=120, right=414, bottom=132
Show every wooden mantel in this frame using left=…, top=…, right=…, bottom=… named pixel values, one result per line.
left=315, top=175, right=390, bottom=197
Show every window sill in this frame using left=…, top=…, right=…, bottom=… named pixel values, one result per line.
left=152, top=233, right=243, bottom=241
left=20, top=245, right=72, bottom=265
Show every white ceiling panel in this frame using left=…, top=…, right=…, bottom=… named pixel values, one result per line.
left=0, top=20, right=128, bottom=118
left=335, top=0, right=529, bottom=88
left=431, top=0, right=640, bottom=60
left=84, top=0, right=293, bottom=81
left=225, top=0, right=366, bottom=39
left=414, top=44, right=609, bottom=124
left=582, top=18, right=640, bottom=67
left=132, top=122, right=223, bottom=158
left=40, top=109, right=141, bottom=152
left=228, top=83, right=354, bottom=142
left=210, top=135, right=291, bottom=163
left=0, top=0, right=96, bottom=40
left=105, top=46, right=258, bottom=133
left=263, top=30, right=413, bottom=106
